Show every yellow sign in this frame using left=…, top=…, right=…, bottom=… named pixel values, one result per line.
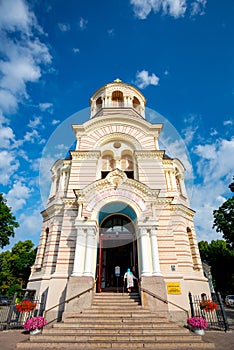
left=167, top=282, right=181, bottom=294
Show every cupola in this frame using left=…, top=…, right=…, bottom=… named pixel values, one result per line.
left=89, top=79, right=146, bottom=119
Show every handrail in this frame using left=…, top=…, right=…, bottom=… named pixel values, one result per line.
left=140, top=286, right=189, bottom=318
left=44, top=277, right=97, bottom=319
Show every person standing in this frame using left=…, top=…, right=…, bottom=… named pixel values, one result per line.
left=124, top=268, right=137, bottom=293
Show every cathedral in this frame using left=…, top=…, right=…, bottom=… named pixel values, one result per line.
left=27, top=79, right=210, bottom=322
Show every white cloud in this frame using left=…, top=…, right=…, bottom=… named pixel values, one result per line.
left=0, top=150, right=19, bottom=185
left=135, top=70, right=159, bottom=89
left=0, top=125, right=16, bottom=148
left=58, top=23, right=71, bottom=32
left=182, top=125, right=199, bottom=144
left=5, top=181, right=32, bottom=212
left=190, top=0, right=207, bottom=17
left=39, top=102, right=53, bottom=113
left=0, top=0, right=51, bottom=114
left=107, top=28, right=115, bottom=37
left=72, top=47, right=80, bottom=54
left=79, top=17, right=88, bottom=30
left=223, top=119, right=233, bottom=126
left=28, top=116, right=42, bottom=128
left=210, top=128, right=218, bottom=136
left=52, top=119, right=60, bottom=125
left=130, top=0, right=207, bottom=19
left=193, top=138, right=234, bottom=182
left=190, top=137, right=234, bottom=242
left=15, top=208, right=43, bottom=245
left=23, top=129, right=40, bottom=143
left=0, top=0, right=37, bottom=33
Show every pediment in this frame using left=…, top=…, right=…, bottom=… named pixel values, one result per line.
left=73, top=169, right=160, bottom=204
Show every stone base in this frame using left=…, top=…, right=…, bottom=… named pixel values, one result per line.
left=63, top=276, right=94, bottom=316
left=140, top=276, right=168, bottom=316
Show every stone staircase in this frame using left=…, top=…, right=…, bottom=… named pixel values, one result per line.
left=17, top=292, right=215, bottom=349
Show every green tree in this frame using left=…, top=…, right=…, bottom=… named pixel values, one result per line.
left=0, top=240, right=36, bottom=295
left=198, top=239, right=234, bottom=295
left=213, top=177, right=234, bottom=249
left=0, top=193, right=19, bottom=249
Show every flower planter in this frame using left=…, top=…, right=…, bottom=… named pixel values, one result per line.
left=193, top=328, right=205, bottom=335
left=30, top=328, right=42, bottom=335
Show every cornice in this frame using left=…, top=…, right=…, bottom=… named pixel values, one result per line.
left=171, top=203, right=195, bottom=217
left=162, top=158, right=174, bottom=165
left=155, top=197, right=174, bottom=206
left=134, top=150, right=165, bottom=159
left=70, top=150, right=101, bottom=160
left=72, top=114, right=163, bottom=137
left=62, top=198, right=78, bottom=205
left=41, top=204, right=64, bottom=219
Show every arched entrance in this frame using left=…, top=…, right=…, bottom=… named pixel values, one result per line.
left=96, top=203, right=138, bottom=292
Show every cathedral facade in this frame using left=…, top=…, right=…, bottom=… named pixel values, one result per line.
left=27, top=79, right=210, bottom=321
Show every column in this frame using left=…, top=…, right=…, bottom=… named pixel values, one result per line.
left=165, top=171, right=171, bottom=190
left=71, top=228, right=86, bottom=276
left=179, top=175, right=187, bottom=197
left=49, top=174, right=56, bottom=197
left=138, top=227, right=152, bottom=276
left=84, top=227, right=97, bottom=277
left=150, top=227, right=162, bottom=276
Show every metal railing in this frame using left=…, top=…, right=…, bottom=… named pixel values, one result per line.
left=0, top=296, right=43, bottom=330
left=188, top=292, right=229, bottom=331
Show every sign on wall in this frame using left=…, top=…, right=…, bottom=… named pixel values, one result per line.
left=166, top=282, right=181, bottom=294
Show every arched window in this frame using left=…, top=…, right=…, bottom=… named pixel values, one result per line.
left=121, top=151, right=134, bottom=179
left=102, top=152, right=115, bottom=178
left=133, top=96, right=141, bottom=113
left=96, top=97, right=102, bottom=109
left=112, top=90, right=124, bottom=107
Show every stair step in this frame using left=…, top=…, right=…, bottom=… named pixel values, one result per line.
left=53, top=322, right=180, bottom=329
left=63, top=316, right=168, bottom=322
left=28, top=334, right=202, bottom=342
left=17, top=340, right=215, bottom=349
left=16, top=292, right=215, bottom=349
left=45, top=328, right=189, bottom=334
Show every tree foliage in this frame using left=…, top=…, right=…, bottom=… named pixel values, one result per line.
left=198, top=239, right=234, bottom=295
left=0, top=240, right=36, bottom=296
left=0, top=193, right=19, bottom=249
left=213, top=177, right=234, bottom=249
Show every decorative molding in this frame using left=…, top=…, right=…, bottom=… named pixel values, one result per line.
left=62, top=198, right=78, bottom=206
left=155, top=197, right=174, bottom=206
left=41, top=204, right=64, bottom=219
left=74, top=169, right=160, bottom=202
left=94, top=132, right=141, bottom=149
left=70, top=151, right=100, bottom=160
left=170, top=204, right=195, bottom=217
left=135, top=150, right=165, bottom=159
left=162, top=159, right=174, bottom=165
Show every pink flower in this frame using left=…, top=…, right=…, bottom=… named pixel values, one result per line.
left=187, top=316, right=208, bottom=330
left=24, top=316, right=47, bottom=331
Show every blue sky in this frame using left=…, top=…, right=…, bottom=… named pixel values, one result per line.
left=0, top=0, right=234, bottom=250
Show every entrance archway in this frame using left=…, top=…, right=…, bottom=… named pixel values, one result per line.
left=97, top=210, right=138, bottom=292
